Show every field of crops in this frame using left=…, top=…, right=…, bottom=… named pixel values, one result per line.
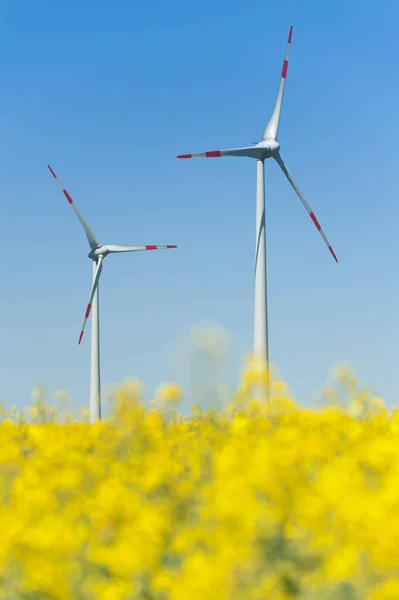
left=0, top=358, right=398, bottom=599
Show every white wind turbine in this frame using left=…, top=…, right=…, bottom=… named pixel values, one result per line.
left=177, top=26, right=337, bottom=372
left=48, top=165, right=177, bottom=422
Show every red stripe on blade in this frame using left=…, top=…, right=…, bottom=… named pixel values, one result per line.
left=85, top=303, right=92, bottom=318
left=288, top=26, right=293, bottom=43
left=167, top=245, right=177, bottom=248
left=78, top=331, right=84, bottom=344
left=205, top=150, right=221, bottom=158
left=281, top=60, right=288, bottom=79
left=48, top=165, right=57, bottom=178
left=310, top=212, right=321, bottom=231
left=329, top=247, right=339, bottom=263
left=146, top=245, right=157, bottom=250
left=63, top=190, right=73, bottom=205
left=177, top=154, right=192, bottom=159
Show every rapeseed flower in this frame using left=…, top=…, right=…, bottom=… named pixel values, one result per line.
left=0, top=362, right=396, bottom=598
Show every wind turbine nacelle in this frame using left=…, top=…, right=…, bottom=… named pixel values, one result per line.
left=88, top=245, right=109, bottom=259
left=255, top=139, right=280, bottom=157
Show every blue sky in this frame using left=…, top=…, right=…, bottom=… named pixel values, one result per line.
left=0, top=0, right=398, bottom=409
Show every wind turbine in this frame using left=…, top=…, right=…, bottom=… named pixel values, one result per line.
left=48, top=165, right=177, bottom=422
left=177, top=26, right=337, bottom=372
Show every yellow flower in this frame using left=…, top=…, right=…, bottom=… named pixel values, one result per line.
left=368, top=579, right=399, bottom=600
left=0, top=361, right=396, bottom=597
left=157, top=382, right=182, bottom=405
left=322, top=545, right=359, bottom=582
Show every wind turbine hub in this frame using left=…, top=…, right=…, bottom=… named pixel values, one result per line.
left=88, top=245, right=109, bottom=260
left=255, top=139, right=280, bottom=158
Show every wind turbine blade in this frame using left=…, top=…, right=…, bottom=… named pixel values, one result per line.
left=78, top=257, right=104, bottom=345
left=263, top=26, right=293, bottom=141
left=177, top=146, right=260, bottom=159
left=106, top=245, right=177, bottom=253
left=48, top=165, right=100, bottom=251
left=274, top=153, right=338, bottom=263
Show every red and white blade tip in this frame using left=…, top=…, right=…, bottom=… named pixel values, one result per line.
left=145, top=245, right=177, bottom=250
left=281, top=27, right=294, bottom=80
left=329, top=247, right=338, bottom=263
left=310, top=212, right=338, bottom=263
left=48, top=164, right=74, bottom=205
left=177, top=150, right=221, bottom=159
left=48, top=164, right=57, bottom=178
left=78, top=303, right=92, bottom=345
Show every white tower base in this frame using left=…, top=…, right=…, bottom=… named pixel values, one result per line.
left=89, top=261, right=101, bottom=422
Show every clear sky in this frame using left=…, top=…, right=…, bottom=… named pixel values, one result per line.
left=0, top=0, right=398, bottom=410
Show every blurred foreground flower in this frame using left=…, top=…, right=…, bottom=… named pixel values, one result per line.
left=0, top=362, right=394, bottom=599
left=156, top=382, right=182, bottom=406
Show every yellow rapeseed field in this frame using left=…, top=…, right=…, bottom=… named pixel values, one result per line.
left=0, top=358, right=398, bottom=599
